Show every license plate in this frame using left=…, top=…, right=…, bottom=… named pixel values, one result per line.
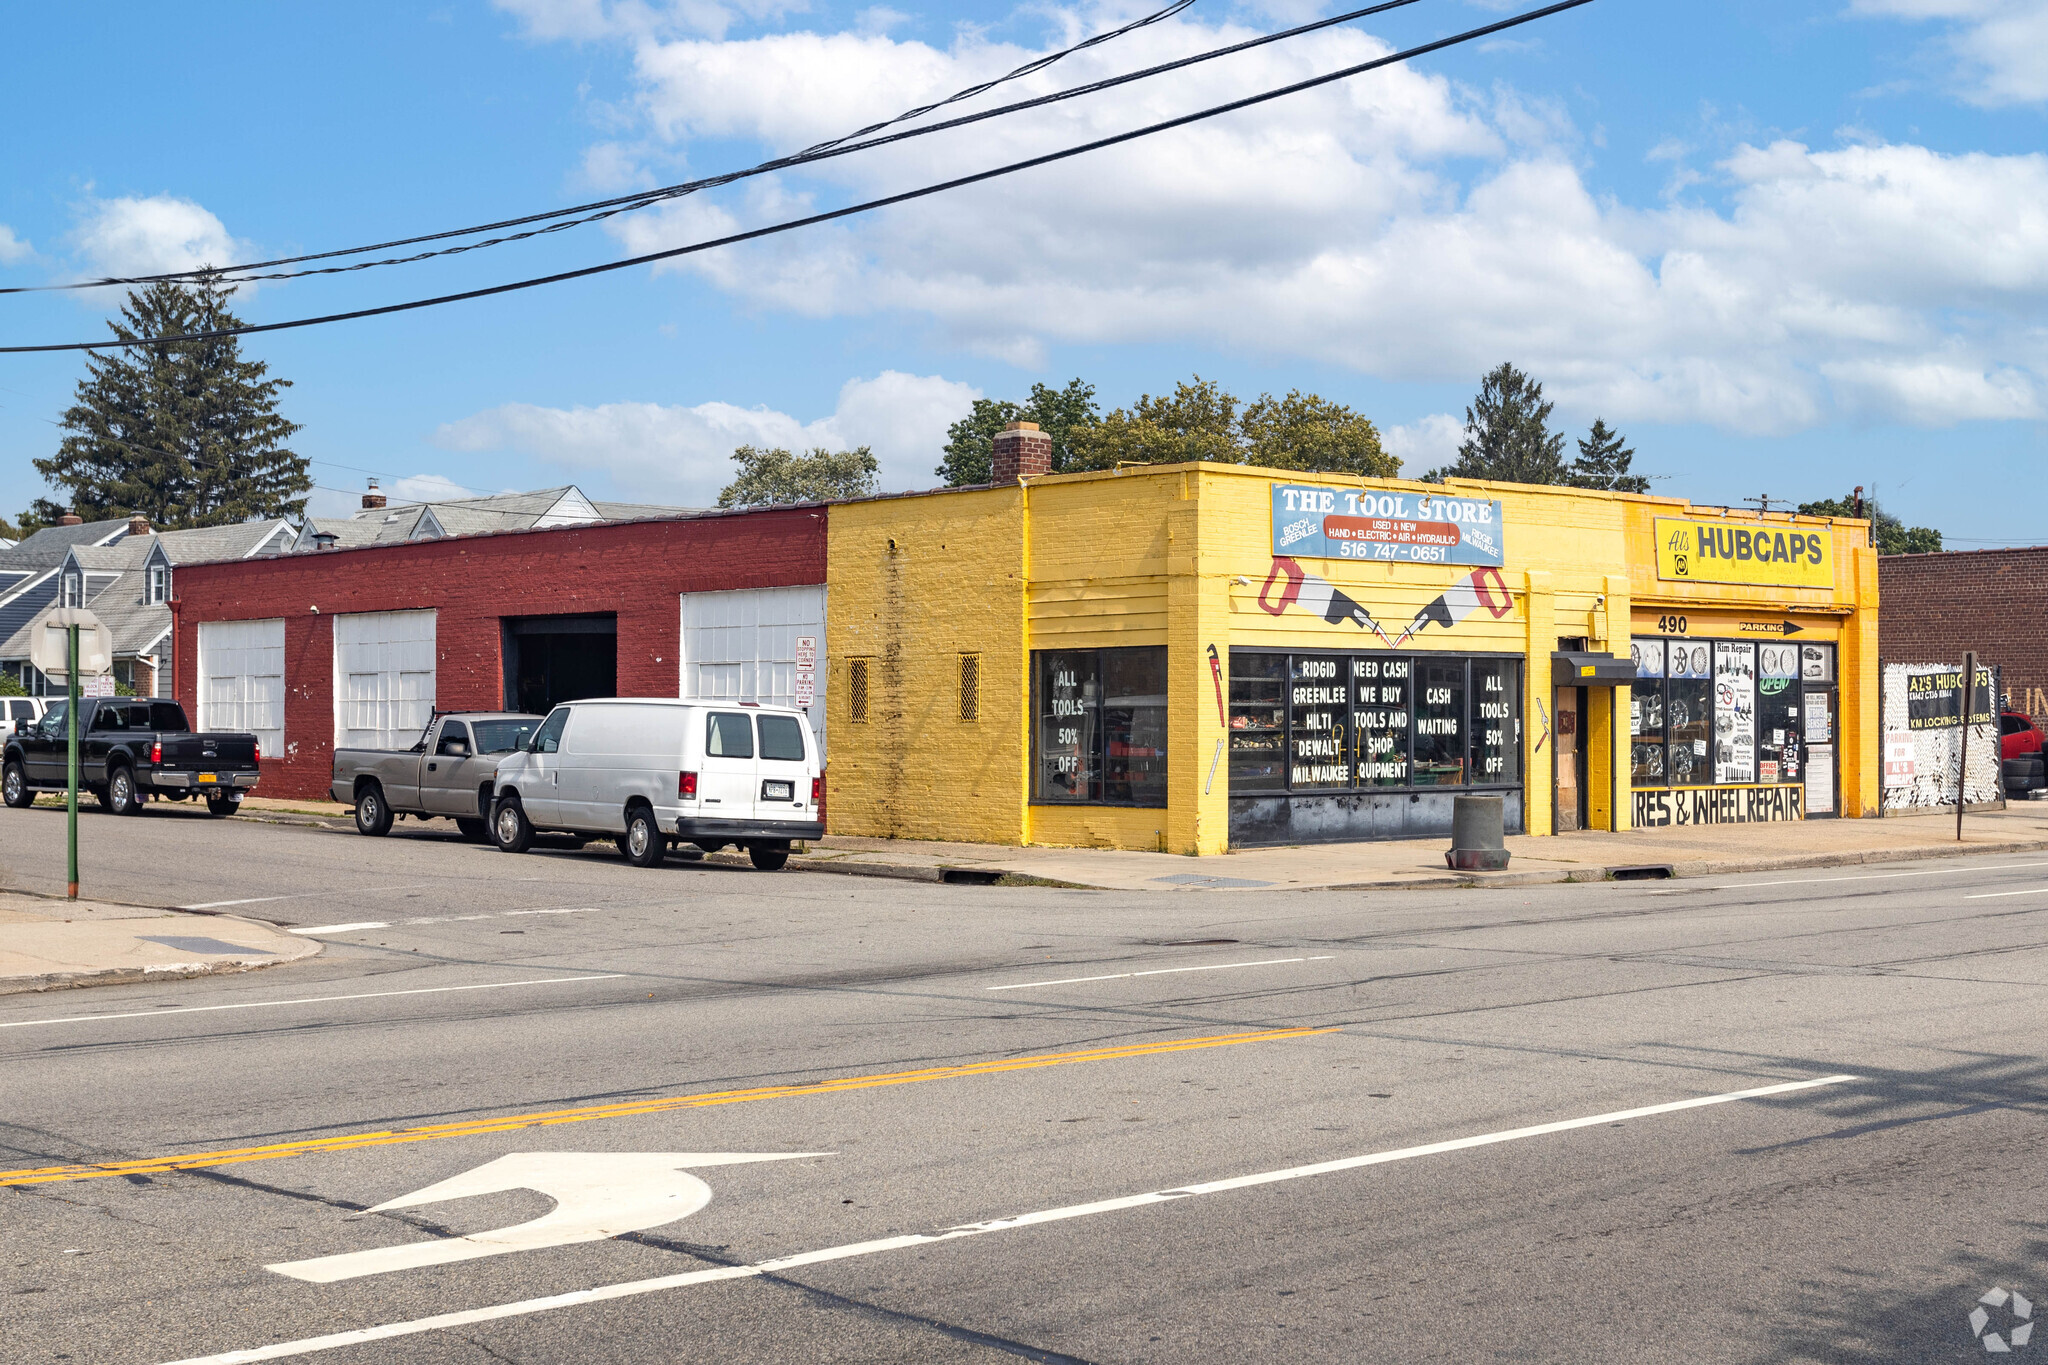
left=761, top=780, right=793, bottom=801
left=197, top=773, right=219, bottom=784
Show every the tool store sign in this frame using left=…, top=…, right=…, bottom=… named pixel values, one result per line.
left=1633, top=784, right=1805, bottom=827
left=1272, top=485, right=1504, bottom=567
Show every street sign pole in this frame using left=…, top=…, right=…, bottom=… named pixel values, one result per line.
left=66, top=623, right=80, bottom=899
left=1957, top=650, right=1976, bottom=844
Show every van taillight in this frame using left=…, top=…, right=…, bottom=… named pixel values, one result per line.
left=679, top=771, right=698, bottom=798
left=149, top=740, right=162, bottom=764
left=811, top=777, right=821, bottom=805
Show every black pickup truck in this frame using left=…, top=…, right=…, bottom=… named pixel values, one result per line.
left=2, top=696, right=261, bottom=816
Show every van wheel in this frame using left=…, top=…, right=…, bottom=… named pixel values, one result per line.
left=492, top=796, right=533, bottom=853
left=619, top=807, right=666, bottom=868
left=455, top=816, right=489, bottom=843
left=108, top=766, right=143, bottom=816
left=748, top=844, right=790, bottom=872
left=2, top=761, right=30, bottom=808
left=354, top=783, right=393, bottom=837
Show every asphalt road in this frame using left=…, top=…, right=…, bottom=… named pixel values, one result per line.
left=3, top=802, right=2046, bottom=1363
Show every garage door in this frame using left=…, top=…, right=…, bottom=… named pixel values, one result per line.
left=679, top=586, right=826, bottom=755
left=197, top=619, right=285, bottom=755
left=334, top=609, right=436, bottom=751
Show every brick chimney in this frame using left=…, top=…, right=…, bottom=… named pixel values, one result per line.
left=128, top=514, right=151, bottom=536
left=58, top=513, right=83, bottom=526
left=362, top=478, right=386, bottom=511
left=991, top=421, right=1052, bottom=484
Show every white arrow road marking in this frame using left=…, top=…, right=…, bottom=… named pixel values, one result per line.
left=268, top=1152, right=827, bottom=1284
left=169, top=1074, right=1857, bottom=1363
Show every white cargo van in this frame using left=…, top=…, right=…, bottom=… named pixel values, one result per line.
left=489, top=698, right=823, bottom=869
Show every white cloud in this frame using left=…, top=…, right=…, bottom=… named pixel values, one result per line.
left=0, top=225, right=31, bottom=266
left=1851, top=0, right=2048, bottom=106
left=70, top=195, right=249, bottom=281
left=540, top=10, right=2048, bottom=434
left=434, top=370, right=980, bottom=504
left=1384, top=413, right=1464, bottom=474
left=494, top=0, right=799, bottom=42
left=390, top=473, right=477, bottom=502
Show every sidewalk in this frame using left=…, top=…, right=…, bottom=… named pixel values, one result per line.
left=0, top=891, right=320, bottom=996
left=231, top=794, right=2048, bottom=892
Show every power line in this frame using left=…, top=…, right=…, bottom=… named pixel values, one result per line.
left=2, top=0, right=1206, bottom=295
left=0, top=0, right=1596, bottom=355
left=4, top=0, right=1427, bottom=295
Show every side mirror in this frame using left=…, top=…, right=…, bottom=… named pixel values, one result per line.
left=446, top=740, right=469, bottom=757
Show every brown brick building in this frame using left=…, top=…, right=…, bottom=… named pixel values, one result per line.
left=1880, top=547, right=2048, bottom=724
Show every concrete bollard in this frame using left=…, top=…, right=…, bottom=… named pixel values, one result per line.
left=1446, top=794, right=1510, bottom=871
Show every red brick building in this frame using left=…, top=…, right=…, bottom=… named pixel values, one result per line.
left=170, top=507, right=828, bottom=800
left=1879, top=547, right=2048, bottom=724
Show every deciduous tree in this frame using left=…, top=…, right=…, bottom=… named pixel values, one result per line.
left=1796, top=493, right=1942, bottom=555
left=937, top=379, right=1099, bottom=485
left=717, top=445, right=879, bottom=507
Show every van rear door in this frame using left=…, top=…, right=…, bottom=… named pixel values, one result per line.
left=755, top=712, right=810, bottom=823
left=700, top=711, right=757, bottom=821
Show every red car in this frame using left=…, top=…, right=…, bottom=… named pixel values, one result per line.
left=2002, top=712, right=2045, bottom=795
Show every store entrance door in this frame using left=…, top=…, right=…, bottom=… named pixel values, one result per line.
left=1554, top=686, right=1587, bottom=832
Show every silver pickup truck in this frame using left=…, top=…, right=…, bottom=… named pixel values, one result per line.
left=332, top=712, right=542, bottom=839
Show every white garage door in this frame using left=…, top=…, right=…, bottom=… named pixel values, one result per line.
left=198, top=619, right=285, bottom=755
left=334, top=609, right=437, bottom=751
left=679, top=586, right=826, bottom=755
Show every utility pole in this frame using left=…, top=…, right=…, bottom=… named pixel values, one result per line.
left=66, top=621, right=79, bottom=899
left=1741, top=495, right=1784, bottom=516
left=1957, top=651, right=1976, bottom=843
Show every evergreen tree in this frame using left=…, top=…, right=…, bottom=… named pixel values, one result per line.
left=1567, top=418, right=1649, bottom=492
left=1424, top=362, right=1568, bottom=485
left=27, top=276, right=308, bottom=529
left=1796, top=492, right=1942, bottom=555
left=717, top=445, right=879, bottom=507
left=936, top=379, right=1100, bottom=485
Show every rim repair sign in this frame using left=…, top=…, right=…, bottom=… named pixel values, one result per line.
left=1272, top=485, right=1504, bottom=566
left=1654, top=517, right=1835, bottom=588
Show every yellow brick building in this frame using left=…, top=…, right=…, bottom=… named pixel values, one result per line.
left=824, top=434, right=1877, bottom=854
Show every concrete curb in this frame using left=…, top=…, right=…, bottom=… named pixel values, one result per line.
left=0, top=896, right=322, bottom=997
left=0, top=954, right=302, bottom=997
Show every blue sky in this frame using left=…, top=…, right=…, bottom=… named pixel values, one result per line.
left=2, top=0, right=2043, bottom=543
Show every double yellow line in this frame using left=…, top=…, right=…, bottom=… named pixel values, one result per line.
left=1, top=1026, right=1335, bottom=1188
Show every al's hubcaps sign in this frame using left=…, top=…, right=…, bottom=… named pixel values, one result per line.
left=1272, top=485, right=1504, bottom=566
left=1655, top=517, right=1834, bottom=588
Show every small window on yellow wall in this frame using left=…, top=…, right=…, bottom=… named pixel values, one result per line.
left=959, top=653, right=980, bottom=722
left=849, top=657, right=871, bottom=723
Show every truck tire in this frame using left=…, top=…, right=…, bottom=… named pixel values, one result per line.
left=3, top=761, right=32, bottom=808
left=618, top=806, right=666, bottom=868
left=748, top=843, right=790, bottom=872
left=492, top=795, right=533, bottom=853
left=107, top=765, right=143, bottom=816
left=354, top=782, right=394, bottom=837
left=455, top=816, right=489, bottom=842
left=206, top=794, right=239, bottom=817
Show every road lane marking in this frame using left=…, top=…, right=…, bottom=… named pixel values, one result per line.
left=178, top=885, right=433, bottom=911
left=1646, top=860, right=2048, bottom=894
left=1964, top=886, right=2048, bottom=899
left=2, top=1028, right=1332, bottom=1188
left=287, top=909, right=601, bottom=936
left=160, top=1072, right=1859, bottom=1365
left=0, top=975, right=629, bottom=1032
left=987, top=956, right=1336, bottom=991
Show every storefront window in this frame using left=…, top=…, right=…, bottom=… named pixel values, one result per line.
left=1229, top=653, right=1288, bottom=793
left=1032, top=647, right=1166, bottom=806
left=1756, top=643, right=1801, bottom=784
left=1289, top=655, right=1350, bottom=788
left=1666, top=641, right=1712, bottom=787
left=1412, top=659, right=1467, bottom=787
left=1471, top=659, right=1522, bottom=785
left=1102, top=649, right=1168, bottom=805
left=1713, top=641, right=1756, bottom=783
left=1630, top=639, right=1667, bottom=784
left=1351, top=657, right=1410, bottom=786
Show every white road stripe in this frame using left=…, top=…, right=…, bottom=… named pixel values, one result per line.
left=287, top=909, right=600, bottom=936
left=1646, top=860, right=2048, bottom=894
left=1964, top=886, right=2048, bottom=899
left=0, top=976, right=629, bottom=1030
left=159, top=1072, right=1859, bottom=1365
left=179, top=885, right=432, bottom=911
left=986, top=956, right=1336, bottom=991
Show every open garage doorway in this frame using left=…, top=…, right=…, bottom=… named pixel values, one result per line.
left=502, top=614, right=617, bottom=714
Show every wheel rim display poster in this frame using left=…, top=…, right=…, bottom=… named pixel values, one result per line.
left=1880, top=661, right=2001, bottom=811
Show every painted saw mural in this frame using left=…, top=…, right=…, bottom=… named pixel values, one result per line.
left=1257, top=557, right=1515, bottom=646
